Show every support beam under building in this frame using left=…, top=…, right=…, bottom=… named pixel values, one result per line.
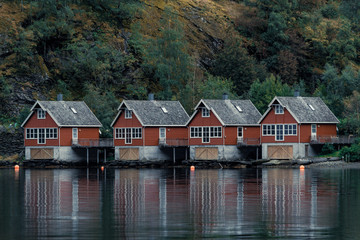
left=104, top=149, right=107, bottom=163
left=97, top=149, right=99, bottom=165
left=173, top=148, right=175, bottom=164
left=87, top=148, right=89, bottom=166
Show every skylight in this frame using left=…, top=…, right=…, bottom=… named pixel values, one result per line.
left=308, top=104, right=315, bottom=111
left=161, top=107, right=168, bottom=113
left=71, top=107, right=77, bottom=114
left=236, top=105, right=243, bottom=112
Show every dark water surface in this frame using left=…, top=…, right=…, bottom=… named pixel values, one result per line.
left=1, top=167, right=360, bottom=239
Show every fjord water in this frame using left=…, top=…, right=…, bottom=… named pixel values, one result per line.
left=1, top=168, right=360, bottom=239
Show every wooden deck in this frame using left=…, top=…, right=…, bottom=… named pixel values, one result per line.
left=72, top=138, right=114, bottom=148
left=310, top=135, right=356, bottom=145
left=159, top=138, right=188, bottom=147
left=237, top=138, right=261, bottom=147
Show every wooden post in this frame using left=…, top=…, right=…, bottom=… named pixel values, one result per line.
left=173, top=148, right=175, bottom=164
left=104, top=149, right=107, bottom=163
left=185, top=148, right=188, bottom=160
left=97, top=149, right=99, bottom=165
left=86, top=148, right=89, bottom=164
left=256, top=147, right=259, bottom=160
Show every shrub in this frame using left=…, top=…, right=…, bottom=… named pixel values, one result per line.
left=321, top=143, right=335, bottom=155
left=339, top=144, right=360, bottom=162
left=321, top=3, right=339, bottom=19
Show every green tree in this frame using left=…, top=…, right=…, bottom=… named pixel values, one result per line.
left=142, top=7, right=192, bottom=100
left=83, top=84, right=118, bottom=138
left=248, top=74, right=292, bottom=113
left=211, top=38, right=266, bottom=96
left=180, top=74, right=238, bottom=113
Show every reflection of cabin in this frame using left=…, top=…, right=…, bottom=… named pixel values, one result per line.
left=111, top=96, right=189, bottom=161
left=259, top=96, right=339, bottom=159
left=187, top=94, right=261, bottom=161
left=22, top=100, right=102, bottom=161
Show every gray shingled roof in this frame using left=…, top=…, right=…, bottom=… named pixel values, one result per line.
left=118, top=100, right=189, bottom=126
left=274, top=97, right=339, bottom=123
left=199, top=99, right=261, bottom=125
left=27, top=101, right=102, bottom=127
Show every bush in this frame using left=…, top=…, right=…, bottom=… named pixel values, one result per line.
left=339, top=144, right=360, bottom=162
left=321, top=3, right=339, bottom=19
left=321, top=143, right=335, bottom=155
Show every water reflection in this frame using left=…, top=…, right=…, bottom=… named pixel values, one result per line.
left=1, top=167, right=358, bottom=239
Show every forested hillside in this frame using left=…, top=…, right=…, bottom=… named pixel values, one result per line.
left=0, top=0, right=359, bottom=137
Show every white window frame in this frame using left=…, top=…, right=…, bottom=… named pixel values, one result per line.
left=132, top=128, right=142, bottom=139
left=275, top=105, right=284, bottom=114
left=202, top=127, right=210, bottom=143
left=159, top=128, right=166, bottom=140
left=210, top=126, right=222, bottom=138
left=275, top=125, right=284, bottom=141
left=115, top=128, right=125, bottom=139
left=125, top=109, right=132, bottom=119
left=125, top=128, right=132, bottom=144
left=37, top=109, right=46, bottom=119
left=202, top=108, right=210, bottom=117
left=26, top=128, right=38, bottom=139
left=237, top=127, right=243, bottom=138
left=45, top=128, right=58, bottom=139
left=262, top=124, right=275, bottom=136
left=190, top=127, right=202, bottom=138
left=38, top=128, right=46, bottom=144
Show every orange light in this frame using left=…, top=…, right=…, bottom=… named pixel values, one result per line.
left=190, top=166, right=195, bottom=171
left=300, top=165, right=305, bottom=170
left=14, top=165, right=19, bottom=170
left=101, top=166, right=105, bottom=171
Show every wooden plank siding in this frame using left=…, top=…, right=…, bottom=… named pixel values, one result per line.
left=261, top=106, right=338, bottom=144
left=60, top=127, right=99, bottom=146
left=30, top=148, right=54, bottom=159
left=268, top=146, right=293, bottom=159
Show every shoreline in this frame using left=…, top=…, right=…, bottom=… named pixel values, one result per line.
left=0, top=157, right=359, bottom=169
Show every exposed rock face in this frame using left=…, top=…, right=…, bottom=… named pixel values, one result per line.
left=0, top=127, right=24, bottom=157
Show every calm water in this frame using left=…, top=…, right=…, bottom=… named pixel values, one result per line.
left=1, top=167, right=360, bottom=239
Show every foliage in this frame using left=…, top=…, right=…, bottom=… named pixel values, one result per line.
left=141, top=7, right=192, bottom=100
left=321, top=143, right=335, bottom=155
left=211, top=38, right=266, bottom=96
left=339, top=143, right=360, bottom=162
left=180, top=74, right=238, bottom=113
left=83, top=84, right=119, bottom=138
left=248, top=74, right=292, bottom=113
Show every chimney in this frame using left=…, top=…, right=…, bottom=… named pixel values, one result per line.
left=148, top=93, right=154, bottom=101
left=57, top=94, right=63, bottom=101
left=222, top=93, right=229, bottom=100
left=294, top=89, right=300, bottom=97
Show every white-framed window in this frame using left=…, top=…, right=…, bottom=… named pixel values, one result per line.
left=132, top=128, right=142, bottom=139
left=125, top=128, right=132, bottom=144
left=159, top=128, right=166, bottom=139
left=275, top=104, right=284, bottom=114
left=276, top=125, right=284, bottom=141
left=262, top=125, right=275, bottom=136
left=237, top=127, right=243, bottom=138
left=202, top=108, right=210, bottom=117
left=115, top=128, right=125, bottom=139
left=210, top=127, right=222, bottom=138
left=125, top=109, right=132, bottom=119
left=26, top=128, right=38, bottom=139
left=202, top=127, right=210, bottom=143
left=38, top=128, right=46, bottom=144
left=190, top=127, right=202, bottom=138
left=37, top=109, right=46, bottom=119
left=45, top=128, right=58, bottom=139
left=284, top=124, right=297, bottom=135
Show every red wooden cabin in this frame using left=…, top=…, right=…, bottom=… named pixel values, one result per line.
left=111, top=99, right=189, bottom=161
left=259, top=96, right=339, bottom=159
left=21, top=100, right=102, bottom=161
left=187, top=96, right=262, bottom=161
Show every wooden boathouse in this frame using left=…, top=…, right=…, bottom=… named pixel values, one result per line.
left=187, top=94, right=262, bottom=161
left=259, top=96, right=340, bottom=159
left=21, top=99, right=107, bottom=162
left=111, top=95, right=189, bottom=162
